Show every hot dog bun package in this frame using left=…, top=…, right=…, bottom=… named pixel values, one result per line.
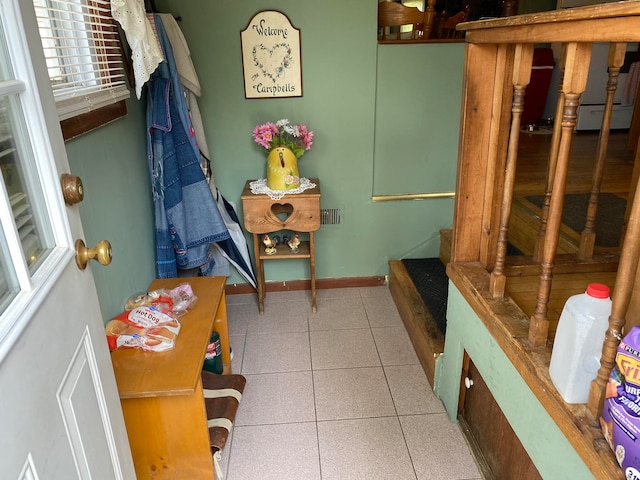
left=106, top=284, right=196, bottom=353
left=106, top=306, right=181, bottom=352
left=123, top=283, right=197, bottom=316
left=600, top=325, right=640, bottom=476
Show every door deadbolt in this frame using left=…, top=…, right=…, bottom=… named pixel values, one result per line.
left=75, top=239, right=112, bottom=270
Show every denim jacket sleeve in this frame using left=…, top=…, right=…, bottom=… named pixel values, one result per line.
left=146, top=15, right=230, bottom=278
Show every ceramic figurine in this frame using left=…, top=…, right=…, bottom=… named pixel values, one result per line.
left=288, top=232, right=300, bottom=253
left=263, top=234, right=277, bottom=255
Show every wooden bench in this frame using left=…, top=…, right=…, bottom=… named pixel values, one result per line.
left=111, top=277, right=237, bottom=479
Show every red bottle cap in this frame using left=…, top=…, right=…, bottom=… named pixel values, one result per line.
left=586, top=283, right=610, bottom=299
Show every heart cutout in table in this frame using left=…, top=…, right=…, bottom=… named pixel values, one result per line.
left=271, top=203, right=294, bottom=222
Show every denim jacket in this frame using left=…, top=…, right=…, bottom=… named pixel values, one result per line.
left=147, top=15, right=229, bottom=278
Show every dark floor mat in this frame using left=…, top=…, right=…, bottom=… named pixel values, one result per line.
left=526, top=192, right=625, bottom=247
left=401, top=258, right=448, bottom=335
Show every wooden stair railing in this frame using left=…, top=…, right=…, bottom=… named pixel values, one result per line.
left=454, top=0, right=640, bottom=411
left=529, top=42, right=593, bottom=347
left=533, top=47, right=565, bottom=263
left=474, top=39, right=632, bottom=347
left=533, top=44, right=627, bottom=263
left=490, top=43, right=534, bottom=298
left=450, top=6, right=640, bottom=476
left=578, top=44, right=628, bottom=260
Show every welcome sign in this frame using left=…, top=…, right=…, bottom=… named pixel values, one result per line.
left=241, top=10, right=302, bottom=99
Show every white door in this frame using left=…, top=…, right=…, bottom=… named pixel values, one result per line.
left=0, top=0, right=135, bottom=478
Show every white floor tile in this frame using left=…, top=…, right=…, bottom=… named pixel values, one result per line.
left=363, top=295, right=405, bottom=327
left=372, top=326, right=421, bottom=365
left=317, top=417, right=417, bottom=480
left=236, top=371, right=316, bottom=425
left=385, top=364, right=445, bottom=415
left=313, top=367, right=396, bottom=421
left=228, top=334, right=245, bottom=373
left=246, top=300, right=310, bottom=334
left=310, top=328, right=380, bottom=370
left=227, top=423, right=321, bottom=480
left=242, top=331, right=311, bottom=374
left=308, top=297, right=369, bottom=331
left=226, top=303, right=254, bottom=336
left=400, top=413, right=481, bottom=480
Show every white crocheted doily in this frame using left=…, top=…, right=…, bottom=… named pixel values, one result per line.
left=249, top=178, right=317, bottom=200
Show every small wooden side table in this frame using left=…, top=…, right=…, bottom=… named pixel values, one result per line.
left=241, top=178, right=321, bottom=314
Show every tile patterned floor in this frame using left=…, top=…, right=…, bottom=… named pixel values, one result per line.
left=222, top=286, right=482, bottom=480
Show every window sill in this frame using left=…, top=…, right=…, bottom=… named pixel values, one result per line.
left=61, top=100, right=127, bottom=141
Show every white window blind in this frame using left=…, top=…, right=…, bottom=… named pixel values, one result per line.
left=33, top=0, right=130, bottom=120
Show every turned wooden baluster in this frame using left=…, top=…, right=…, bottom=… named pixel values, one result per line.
left=533, top=46, right=566, bottom=263
left=529, top=43, right=592, bottom=348
left=588, top=166, right=640, bottom=416
left=579, top=43, right=628, bottom=260
left=491, top=44, right=534, bottom=298
left=423, top=0, right=437, bottom=39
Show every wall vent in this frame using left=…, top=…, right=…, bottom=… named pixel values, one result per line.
left=321, top=208, right=341, bottom=225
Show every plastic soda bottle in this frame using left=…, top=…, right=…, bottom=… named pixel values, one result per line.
left=549, top=283, right=612, bottom=403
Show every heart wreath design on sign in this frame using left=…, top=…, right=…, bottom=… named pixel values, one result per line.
left=252, top=43, right=294, bottom=83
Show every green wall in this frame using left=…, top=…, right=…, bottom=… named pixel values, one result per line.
left=63, top=0, right=464, bottom=319
left=437, top=284, right=594, bottom=479
left=156, top=0, right=462, bottom=284
left=374, top=43, right=463, bottom=196
left=64, top=97, right=156, bottom=320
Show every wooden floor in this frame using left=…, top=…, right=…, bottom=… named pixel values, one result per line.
left=514, top=129, right=634, bottom=197
left=390, top=127, right=636, bottom=384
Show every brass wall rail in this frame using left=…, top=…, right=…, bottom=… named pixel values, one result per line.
left=371, top=191, right=455, bottom=202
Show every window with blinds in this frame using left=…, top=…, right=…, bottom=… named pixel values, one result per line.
left=33, top=0, right=130, bottom=122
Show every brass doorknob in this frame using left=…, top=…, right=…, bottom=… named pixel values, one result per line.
left=75, top=239, right=112, bottom=270
left=61, top=173, right=84, bottom=205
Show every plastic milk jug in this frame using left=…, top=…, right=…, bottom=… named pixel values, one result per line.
left=549, top=283, right=612, bottom=403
